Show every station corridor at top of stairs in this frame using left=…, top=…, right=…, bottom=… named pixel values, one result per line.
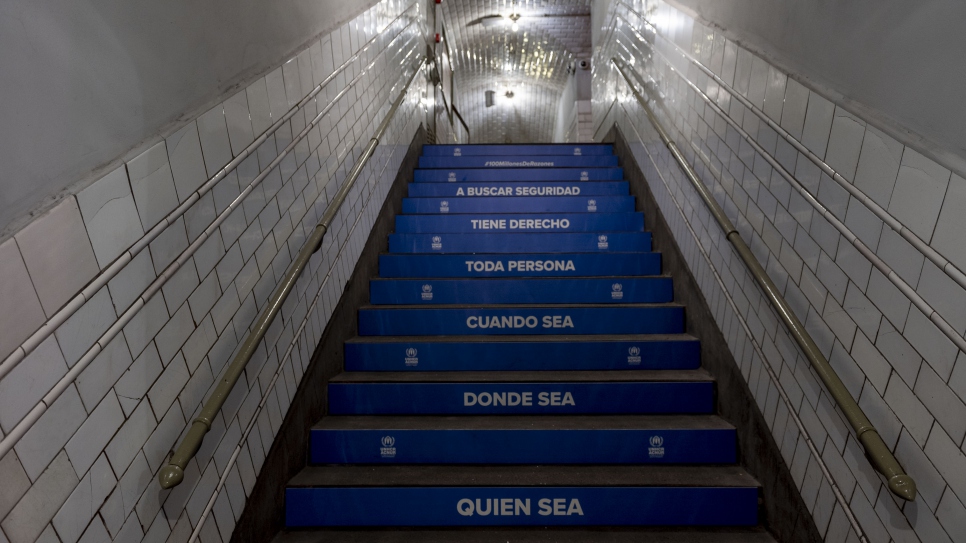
left=275, top=143, right=779, bottom=541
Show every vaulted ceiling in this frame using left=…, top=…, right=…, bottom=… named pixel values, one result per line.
left=438, top=0, right=591, bottom=143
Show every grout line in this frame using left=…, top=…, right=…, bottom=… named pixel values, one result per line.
left=618, top=1, right=966, bottom=337
left=0, top=29, right=422, bottom=462
left=615, top=99, right=868, bottom=542
left=0, top=3, right=419, bottom=386
left=184, top=94, right=418, bottom=543
left=611, top=22, right=966, bottom=358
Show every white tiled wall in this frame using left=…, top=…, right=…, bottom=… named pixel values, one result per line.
left=0, top=2, right=430, bottom=543
left=594, top=1, right=966, bottom=541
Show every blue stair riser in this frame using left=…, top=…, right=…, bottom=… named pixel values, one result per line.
left=414, top=168, right=624, bottom=182
left=369, top=278, right=672, bottom=305
left=388, top=233, right=652, bottom=254
left=394, top=213, right=643, bottom=233
left=358, top=307, right=684, bottom=336
left=419, top=156, right=619, bottom=169
left=344, top=339, right=700, bottom=371
left=285, top=486, right=759, bottom=527
left=327, top=382, right=713, bottom=415
left=422, top=144, right=614, bottom=156
left=378, top=253, right=662, bottom=278
left=408, top=181, right=630, bottom=197
left=311, top=429, right=736, bottom=464
left=403, top=196, right=635, bottom=214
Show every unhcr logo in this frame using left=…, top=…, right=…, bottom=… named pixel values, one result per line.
left=573, top=147, right=582, bottom=156
left=587, top=199, right=597, bottom=212
left=453, top=147, right=462, bottom=156
left=440, top=200, right=450, bottom=213
left=611, top=283, right=624, bottom=300
left=627, top=346, right=641, bottom=365
left=421, top=284, right=434, bottom=301
left=580, top=171, right=589, bottom=180
left=597, top=235, right=609, bottom=249
left=448, top=172, right=457, bottom=182
left=380, top=436, right=397, bottom=458
left=404, top=348, right=419, bottom=366
left=648, top=435, right=665, bottom=458
left=432, top=236, right=443, bottom=250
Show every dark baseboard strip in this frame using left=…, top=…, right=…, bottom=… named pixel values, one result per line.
left=229, top=126, right=427, bottom=543
left=605, top=125, right=822, bottom=543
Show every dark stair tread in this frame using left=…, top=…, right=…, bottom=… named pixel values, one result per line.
left=288, top=465, right=760, bottom=488
left=379, top=251, right=663, bottom=255
left=312, top=415, right=733, bottom=431
left=360, top=303, right=686, bottom=309
left=370, top=276, right=672, bottom=281
left=330, top=369, right=713, bottom=383
left=273, top=527, right=777, bottom=543
left=345, top=334, right=698, bottom=344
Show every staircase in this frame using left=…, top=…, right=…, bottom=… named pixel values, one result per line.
left=277, top=144, right=778, bottom=541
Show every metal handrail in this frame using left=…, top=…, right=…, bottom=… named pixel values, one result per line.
left=611, top=57, right=916, bottom=501
left=158, top=57, right=427, bottom=489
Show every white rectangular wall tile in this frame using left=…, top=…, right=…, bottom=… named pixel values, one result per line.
left=889, top=147, right=951, bottom=240
left=65, top=392, right=125, bottom=475
left=823, top=108, right=866, bottom=182
left=14, top=384, right=87, bottom=481
left=592, top=2, right=966, bottom=539
left=851, top=125, right=903, bottom=209
left=127, top=142, right=179, bottom=231
left=0, top=451, right=31, bottom=521
left=265, top=68, right=289, bottom=122
left=54, top=287, right=117, bottom=368
left=122, top=295, right=169, bottom=361
left=1, top=451, right=78, bottom=543
left=0, top=8, right=427, bottom=543
left=930, top=173, right=966, bottom=271
left=114, top=343, right=163, bottom=417
left=223, top=91, right=255, bottom=157
left=52, top=455, right=115, bottom=543
left=0, top=335, right=68, bottom=435
left=14, top=198, right=99, bottom=316
left=77, top=166, right=145, bottom=268
left=0, top=238, right=46, bottom=360
left=104, top=399, right=156, bottom=477
left=166, top=122, right=208, bottom=202
left=197, top=105, right=234, bottom=178
left=107, top=251, right=156, bottom=316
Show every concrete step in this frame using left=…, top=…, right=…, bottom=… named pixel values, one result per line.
left=418, top=156, right=619, bottom=169
left=393, top=213, right=643, bottom=233
left=285, top=465, right=759, bottom=528
left=327, top=377, right=713, bottom=415
left=357, top=304, right=685, bottom=336
left=309, top=415, right=736, bottom=464
left=377, top=253, right=662, bottom=278
left=414, top=168, right=623, bottom=182
left=402, top=196, right=635, bottom=214
left=273, top=527, right=778, bottom=542
left=331, top=369, right=713, bottom=383
left=422, top=144, right=614, bottom=156
left=343, top=335, right=700, bottom=371
left=407, top=181, right=629, bottom=197
left=368, top=277, right=673, bottom=305
left=387, top=232, right=651, bottom=253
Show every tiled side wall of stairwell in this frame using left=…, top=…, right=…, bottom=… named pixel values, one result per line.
left=0, top=2, right=429, bottom=543
left=594, top=1, right=966, bottom=542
